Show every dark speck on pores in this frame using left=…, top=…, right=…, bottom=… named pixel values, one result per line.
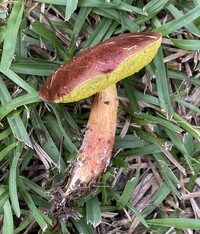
left=104, top=101, right=110, bottom=105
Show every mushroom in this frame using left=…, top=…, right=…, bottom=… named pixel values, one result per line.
left=39, top=32, right=162, bottom=202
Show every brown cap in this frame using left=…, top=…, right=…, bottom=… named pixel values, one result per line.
left=39, top=32, right=162, bottom=103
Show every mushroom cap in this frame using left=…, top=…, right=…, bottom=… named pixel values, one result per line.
left=39, top=32, right=162, bottom=103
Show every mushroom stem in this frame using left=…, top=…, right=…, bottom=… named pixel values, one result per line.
left=63, top=84, right=118, bottom=198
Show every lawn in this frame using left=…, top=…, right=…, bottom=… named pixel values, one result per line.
left=0, top=0, right=200, bottom=233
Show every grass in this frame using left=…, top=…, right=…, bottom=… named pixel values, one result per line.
left=0, top=0, right=200, bottom=233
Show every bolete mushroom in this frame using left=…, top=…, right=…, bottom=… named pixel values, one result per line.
left=39, top=32, right=162, bottom=202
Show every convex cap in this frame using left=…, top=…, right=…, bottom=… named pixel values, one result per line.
left=39, top=32, right=162, bottom=103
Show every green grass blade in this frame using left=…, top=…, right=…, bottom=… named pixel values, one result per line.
left=187, top=163, right=200, bottom=192
left=11, top=62, right=58, bottom=76
left=65, top=0, right=78, bottom=20
left=71, top=217, right=94, bottom=234
left=0, top=79, right=33, bottom=147
left=31, top=20, right=63, bottom=50
left=167, top=4, right=200, bottom=35
left=14, top=213, right=34, bottom=234
left=142, top=183, right=171, bottom=216
left=153, top=153, right=180, bottom=197
left=168, top=70, right=200, bottom=86
left=0, top=2, right=24, bottom=72
left=173, top=113, right=200, bottom=140
left=101, top=172, right=111, bottom=205
left=174, top=98, right=200, bottom=115
left=20, top=149, right=34, bottom=172
left=46, top=104, right=78, bottom=153
left=30, top=20, right=68, bottom=61
left=118, top=144, right=162, bottom=157
left=0, top=188, right=9, bottom=208
left=123, top=78, right=140, bottom=114
left=3, top=200, right=14, bottom=234
left=19, top=178, right=48, bottom=231
left=0, top=128, right=12, bottom=141
left=171, top=38, right=200, bottom=50
left=165, top=126, right=194, bottom=157
left=9, top=117, right=32, bottom=148
left=154, top=48, right=173, bottom=118
left=9, top=142, right=23, bottom=218
left=117, top=177, right=139, bottom=210
left=183, top=133, right=194, bottom=159
left=68, top=7, right=91, bottom=57
left=34, top=0, right=65, bottom=4
left=0, top=142, right=18, bottom=162
left=15, top=18, right=27, bottom=57
left=164, top=127, right=195, bottom=174
left=0, top=92, right=40, bottom=121
left=134, top=90, right=159, bottom=106
left=3, top=69, right=36, bottom=93
left=21, top=177, right=50, bottom=200
left=86, top=195, right=101, bottom=227
left=135, top=129, right=166, bottom=147
left=114, top=134, right=146, bottom=149
left=92, top=8, right=139, bottom=32
left=42, top=114, right=75, bottom=152
left=136, top=113, right=182, bottom=133
left=108, top=187, right=148, bottom=228
left=0, top=187, right=14, bottom=234
left=147, top=218, right=200, bottom=230
left=78, top=0, right=144, bottom=15
left=82, top=18, right=114, bottom=48
left=154, top=4, right=200, bottom=36
left=30, top=107, right=66, bottom=172
left=143, top=0, right=169, bottom=14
